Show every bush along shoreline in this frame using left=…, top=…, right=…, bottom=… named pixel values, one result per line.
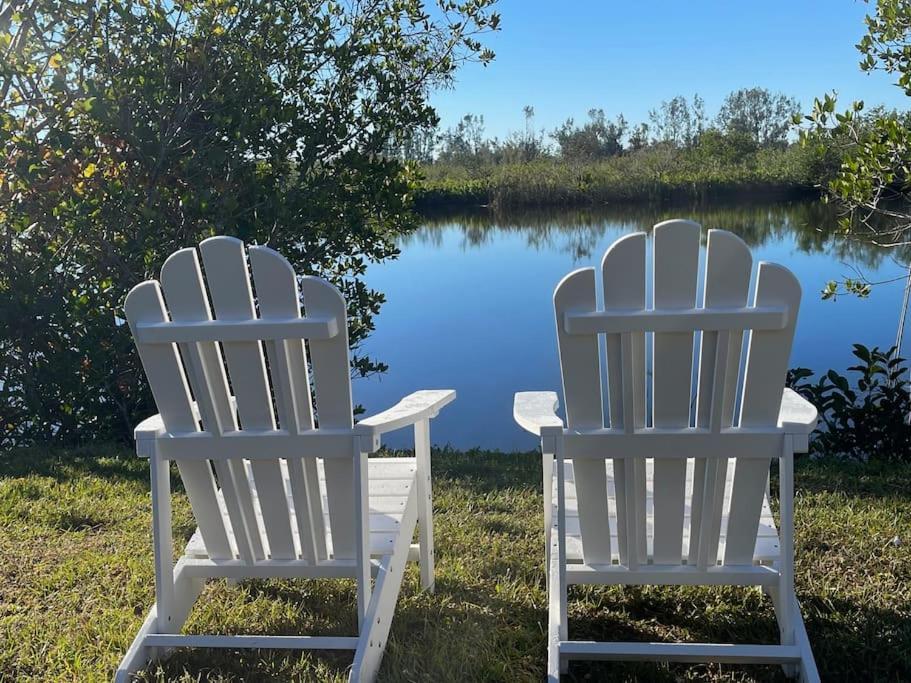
left=402, top=90, right=841, bottom=212
left=414, top=145, right=827, bottom=211
left=788, top=344, right=911, bottom=462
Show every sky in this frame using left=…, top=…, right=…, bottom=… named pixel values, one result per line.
left=430, top=0, right=910, bottom=140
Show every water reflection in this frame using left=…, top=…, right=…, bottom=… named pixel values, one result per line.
left=412, top=201, right=903, bottom=270
left=358, top=200, right=908, bottom=450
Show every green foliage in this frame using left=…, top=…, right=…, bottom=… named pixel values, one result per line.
left=799, top=0, right=911, bottom=254
left=716, top=87, right=799, bottom=147
left=0, top=0, right=499, bottom=447
left=433, top=107, right=547, bottom=166
left=788, top=344, right=911, bottom=462
left=552, top=109, right=627, bottom=160
left=695, top=129, right=759, bottom=165
left=437, top=113, right=490, bottom=166
left=419, top=142, right=823, bottom=209
left=648, top=94, right=705, bottom=148
left=821, top=278, right=872, bottom=300
left=418, top=86, right=826, bottom=209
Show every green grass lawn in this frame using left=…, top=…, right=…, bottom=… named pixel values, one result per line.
left=1, top=446, right=909, bottom=681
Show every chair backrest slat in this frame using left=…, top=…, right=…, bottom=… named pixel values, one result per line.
left=124, top=281, right=233, bottom=559
left=601, top=233, right=646, bottom=567
left=651, top=220, right=700, bottom=565
left=160, top=247, right=262, bottom=562
left=554, top=224, right=800, bottom=569
left=555, top=267, right=611, bottom=565
left=197, top=237, right=296, bottom=560
left=723, top=262, right=800, bottom=564
left=249, top=246, right=327, bottom=563
left=690, top=230, right=752, bottom=566
left=299, top=275, right=356, bottom=559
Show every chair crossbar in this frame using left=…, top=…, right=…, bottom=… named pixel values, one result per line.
left=143, top=634, right=359, bottom=650
left=180, top=557, right=363, bottom=580
left=563, top=430, right=783, bottom=460
left=564, top=306, right=787, bottom=336
left=153, top=430, right=356, bottom=461
left=135, top=316, right=339, bottom=344
left=558, top=641, right=802, bottom=664
left=566, top=563, right=779, bottom=586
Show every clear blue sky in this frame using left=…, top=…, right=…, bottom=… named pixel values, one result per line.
left=431, top=0, right=909, bottom=139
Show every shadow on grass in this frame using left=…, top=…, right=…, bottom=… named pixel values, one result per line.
left=0, top=442, right=148, bottom=485
left=791, top=458, right=911, bottom=499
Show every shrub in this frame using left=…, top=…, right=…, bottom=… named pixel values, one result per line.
left=0, top=1, right=498, bottom=448
left=788, top=344, right=911, bottom=462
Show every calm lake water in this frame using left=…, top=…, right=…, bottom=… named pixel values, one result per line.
left=356, top=201, right=910, bottom=451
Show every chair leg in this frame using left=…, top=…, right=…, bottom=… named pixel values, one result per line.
left=350, top=484, right=420, bottom=682
left=788, top=590, right=819, bottom=683
left=543, top=451, right=554, bottom=590
left=414, top=419, right=435, bottom=592
left=115, top=560, right=205, bottom=682
left=765, top=585, right=820, bottom=683
left=547, top=522, right=568, bottom=679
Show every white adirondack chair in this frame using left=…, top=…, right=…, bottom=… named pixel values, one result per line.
left=514, top=221, right=820, bottom=681
left=116, top=236, right=455, bottom=682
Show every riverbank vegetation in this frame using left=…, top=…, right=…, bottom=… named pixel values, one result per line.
left=406, top=89, right=840, bottom=209
left=789, top=345, right=911, bottom=463
left=2, top=446, right=908, bottom=681
left=418, top=143, right=826, bottom=209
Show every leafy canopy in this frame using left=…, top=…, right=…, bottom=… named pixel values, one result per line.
left=0, top=0, right=498, bottom=446
left=716, top=87, right=799, bottom=147
left=799, top=0, right=911, bottom=266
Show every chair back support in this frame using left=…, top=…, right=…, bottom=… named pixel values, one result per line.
left=554, top=221, right=800, bottom=568
left=124, top=237, right=357, bottom=563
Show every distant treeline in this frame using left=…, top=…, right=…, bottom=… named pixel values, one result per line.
left=388, top=88, right=848, bottom=209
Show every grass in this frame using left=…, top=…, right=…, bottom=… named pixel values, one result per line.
left=1, top=446, right=909, bottom=681
left=416, top=145, right=826, bottom=211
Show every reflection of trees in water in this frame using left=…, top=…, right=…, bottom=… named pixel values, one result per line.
left=408, top=201, right=905, bottom=269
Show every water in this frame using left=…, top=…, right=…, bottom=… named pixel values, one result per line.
left=354, top=201, right=910, bottom=451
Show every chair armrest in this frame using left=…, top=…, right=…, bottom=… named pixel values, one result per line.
left=778, top=387, right=818, bottom=453
left=514, top=391, right=564, bottom=436
left=355, top=390, right=456, bottom=442
left=134, top=413, right=166, bottom=458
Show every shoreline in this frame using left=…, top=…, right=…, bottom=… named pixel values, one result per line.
left=415, top=182, right=822, bottom=215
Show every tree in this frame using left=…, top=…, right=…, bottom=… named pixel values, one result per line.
left=437, top=113, right=490, bottom=165
left=0, top=0, right=499, bottom=446
left=552, top=108, right=627, bottom=160
left=696, top=128, right=759, bottom=165
left=717, top=87, right=799, bottom=147
left=389, top=126, right=438, bottom=164
left=493, top=105, right=546, bottom=163
left=799, top=0, right=911, bottom=300
left=627, top=123, right=650, bottom=151
left=648, top=94, right=702, bottom=148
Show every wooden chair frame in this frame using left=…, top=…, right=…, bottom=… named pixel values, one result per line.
left=115, top=237, right=455, bottom=682
left=514, top=222, right=820, bottom=681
